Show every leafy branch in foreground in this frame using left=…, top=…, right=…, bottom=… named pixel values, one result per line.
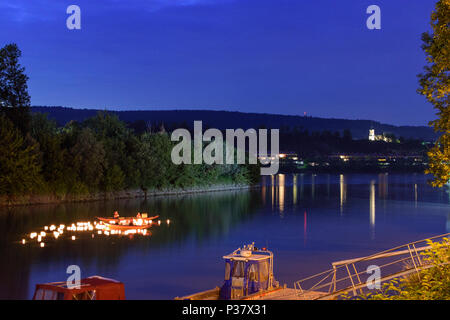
left=418, top=0, right=450, bottom=187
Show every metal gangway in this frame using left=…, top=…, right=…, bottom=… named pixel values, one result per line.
left=294, top=233, right=450, bottom=300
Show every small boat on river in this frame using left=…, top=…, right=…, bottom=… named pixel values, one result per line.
left=101, top=222, right=152, bottom=231
left=96, top=214, right=159, bottom=225
left=175, top=243, right=281, bottom=300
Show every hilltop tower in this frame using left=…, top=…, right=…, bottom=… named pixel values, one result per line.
left=369, top=128, right=375, bottom=141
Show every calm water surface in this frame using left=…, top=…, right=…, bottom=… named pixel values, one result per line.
left=0, top=173, right=449, bottom=299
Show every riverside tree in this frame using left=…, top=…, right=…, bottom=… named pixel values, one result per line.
left=0, top=115, right=42, bottom=197
left=418, top=0, right=450, bottom=187
left=0, top=43, right=31, bottom=134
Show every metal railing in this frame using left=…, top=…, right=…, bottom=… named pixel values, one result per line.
left=293, top=233, right=449, bottom=300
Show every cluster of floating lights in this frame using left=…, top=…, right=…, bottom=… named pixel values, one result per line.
left=22, top=219, right=171, bottom=247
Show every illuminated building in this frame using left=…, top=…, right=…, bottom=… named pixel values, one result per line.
left=368, top=128, right=393, bottom=143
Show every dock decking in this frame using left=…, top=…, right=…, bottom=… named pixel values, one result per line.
left=246, top=288, right=329, bottom=300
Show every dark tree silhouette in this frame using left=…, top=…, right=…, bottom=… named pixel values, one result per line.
left=0, top=43, right=31, bottom=134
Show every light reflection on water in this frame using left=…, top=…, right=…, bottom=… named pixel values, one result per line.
left=0, top=173, right=449, bottom=299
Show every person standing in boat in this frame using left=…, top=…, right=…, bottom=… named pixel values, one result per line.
left=133, top=212, right=142, bottom=226
left=114, top=211, right=119, bottom=219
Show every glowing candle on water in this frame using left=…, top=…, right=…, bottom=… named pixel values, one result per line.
left=22, top=239, right=26, bottom=244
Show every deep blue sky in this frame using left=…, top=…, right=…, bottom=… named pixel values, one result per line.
left=0, top=0, right=438, bottom=125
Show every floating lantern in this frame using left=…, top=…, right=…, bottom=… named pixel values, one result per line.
left=22, top=239, right=26, bottom=245
left=71, top=236, right=76, bottom=240
left=40, top=242, right=45, bottom=248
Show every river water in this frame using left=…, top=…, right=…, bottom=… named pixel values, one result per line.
left=0, top=173, right=448, bottom=299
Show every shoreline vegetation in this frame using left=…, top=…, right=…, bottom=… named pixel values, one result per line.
left=0, top=183, right=257, bottom=207
left=0, top=108, right=262, bottom=207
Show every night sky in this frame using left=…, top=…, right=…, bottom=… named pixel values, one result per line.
left=0, top=0, right=438, bottom=126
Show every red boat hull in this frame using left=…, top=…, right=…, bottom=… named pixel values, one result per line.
left=96, top=215, right=159, bottom=225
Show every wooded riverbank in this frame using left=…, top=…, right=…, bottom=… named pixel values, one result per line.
left=0, top=183, right=257, bottom=207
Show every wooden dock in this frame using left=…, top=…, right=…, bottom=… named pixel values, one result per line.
left=244, top=287, right=329, bottom=300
